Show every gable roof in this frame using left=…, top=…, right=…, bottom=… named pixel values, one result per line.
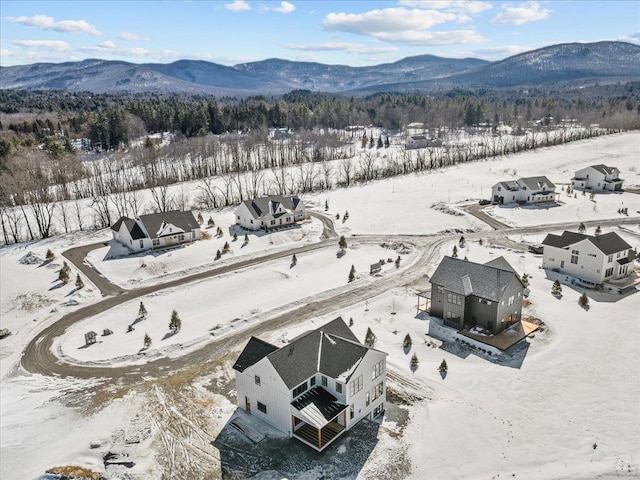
left=241, top=195, right=302, bottom=220
left=232, top=337, right=279, bottom=373
left=233, top=317, right=382, bottom=390
left=138, top=210, right=199, bottom=239
left=519, top=176, right=555, bottom=190
left=111, top=216, right=146, bottom=240
left=430, top=256, right=522, bottom=302
left=589, top=164, right=618, bottom=175
left=542, top=231, right=631, bottom=255
left=494, top=180, right=519, bottom=190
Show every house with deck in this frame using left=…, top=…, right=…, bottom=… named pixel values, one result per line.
left=235, top=195, right=305, bottom=231
left=233, top=317, right=387, bottom=451
left=491, top=176, right=557, bottom=205
left=111, top=210, right=200, bottom=254
left=429, top=256, right=525, bottom=335
left=571, top=164, right=623, bottom=192
left=541, top=231, right=634, bottom=287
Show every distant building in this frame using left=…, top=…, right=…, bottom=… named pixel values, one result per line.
left=571, top=165, right=623, bottom=192
left=111, top=210, right=201, bottom=254
left=541, top=231, right=633, bottom=286
left=429, top=256, right=525, bottom=335
left=405, top=135, right=428, bottom=149
left=491, top=176, right=557, bottom=205
left=233, top=317, right=387, bottom=451
left=235, top=195, right=305, bottom=231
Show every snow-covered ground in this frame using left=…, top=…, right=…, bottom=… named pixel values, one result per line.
left=1, top=132, right=639, bottom=480
left=57, top=242, right=417, bottom=366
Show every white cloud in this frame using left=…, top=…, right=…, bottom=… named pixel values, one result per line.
left=1, top=49, right=14, bottom=57
left=98, top=40, right=116, bottom=49
left=273, top=1, right=295, bottom=13
left=617, top=32, right=640, bottom=44
left=224, top=0, right=251, bottom=12
left=375, top=30, right=486, bottom=45
left=285, top=42, right=398, bottom=54
left=399, top=1, right=492, bottom=14
left=472, top=44, right=532, bottom=58
left=7, top=15, right=101, bottom=36
left=492, top=2, right=550, bottom=25
left=13, top=39, right=71, bottom=51
left=323, top=8, right=457, bottom=35
left=118, top=32, right=140, bottom=42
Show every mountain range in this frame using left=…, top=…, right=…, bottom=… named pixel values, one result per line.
left=1, top=41, right=639, bottom=96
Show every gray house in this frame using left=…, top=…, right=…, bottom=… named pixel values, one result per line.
left=430, top=256, right=525, bottom=334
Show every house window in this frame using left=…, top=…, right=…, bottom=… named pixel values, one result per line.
left=617, top=252, right=621, bottom=258
left=350, top=405, right=354, bottom=419
left=270, top=220, right=275, bottom=225
left=605, top=267, right=614, bottom=277
left=310, top=376, right=316, bottom=387
left=373, top=404, right=384, bottom=417
left=152, top=239, right=160, bottom=247
left=371, top=382, right=384, bottom=400
left=250, top=219, right=253, bottom=224
left=508, top=295, right=515, bottom=306
left=446, top=293, right=462, bottom=306
left=570, top=255, right=578, bottom=264
left=372, top=360, right=384, bottom=380
left=321, top=376, right=327, bottom=387
left=588, top=253, right=597, bottom=258
left=365, top=392, right=370, bottom=406
left=349, top=375, right=363, bottom=396
left=237, top=215, right=240, bottom=220
left=293, top=381, right=307, bottom=398
left=336, top=382, right=343, bottom=394
left=139, top=240, right=144, bottom=248
left=254, top=375, right=261, bottom=386
left=608, top=255, right=613, bottom=262
left=257, top=402, right=267, bottom=414
left=437, top=286, right=444, bottom=293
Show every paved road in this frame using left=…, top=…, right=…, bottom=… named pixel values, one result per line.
left=63, top=242, right=126, bottom=297
left=21, top=210, right=640, bottom=381
left=461, top=203, right=511, bottom=230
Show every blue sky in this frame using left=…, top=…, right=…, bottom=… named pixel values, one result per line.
left=1, top=1, right=638, bottom=67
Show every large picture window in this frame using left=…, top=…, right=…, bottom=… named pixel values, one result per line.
left=257, top=402, right=267, bottom=414
left=292, top=381, right=307, bottom=398
left=349, top=375, right=363, bottom=396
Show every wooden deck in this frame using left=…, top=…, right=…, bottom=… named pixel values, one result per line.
left=459, top=320, right=539, bottom=351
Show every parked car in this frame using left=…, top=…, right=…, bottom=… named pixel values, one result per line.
left=478, top=199, right=491, bottom=205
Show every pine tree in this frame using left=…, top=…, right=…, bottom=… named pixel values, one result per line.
left=58, top=261, right=70, bottom=284
left=197, top=213, right=204, bottom=224
left=521, top=273, right=529, bottom=288
left=45, top=249, right=55, bottom=262
left=590, top=191, right=596, bottom=201
left=291, top=253, right=297, bottom=267
left=144, top=333, right=152, bottom=348
left=325, top=199, right=329, bottom=211
left=361, top=134, right=367, bottom=149
left=233, top=233, right=238, bottom=242
left=244, top=233, right=249, bottom=243
left=377, top=136, right=383, bottom=149
left=459, top=236, right=466, bottom=248
left=552, top=279, right=562, bottom=296
left=349, top=317, right=354, bottom=327
left=452, top=245, right=458, bottom=258
left=138, top=301, right=147, bottom=318
left=208, top=216, right=215, bottom=227
left=75, top=274, right=84, bottom=290
left=438, top=359, right=448, bottom=373
left=594, top=225, right=602, bottom=236
left=338, top=235, right=347, bottom=251
left=410, top=353, right=419, bottom=369
left=215, top=250, right=221, bottom=260
left=223, top=241, right=230, bottom=252
left=579, top=292, right=589, bottom=308
left=403, top=334, right=412, bottom=349
left=348, top=265, right=356, bottom=283
left=364, top=327, right=377, bottom=347
left=385, top=136, right=390, bottom=148
left=369, top=136, right=374, bottom=149
left=578, top=222, right=586, bottom=233
left=479, top=238, right=484, bottom=246
left=169, top=310, right=182, bottom=333
left=395, top=255, right=401, bottom=268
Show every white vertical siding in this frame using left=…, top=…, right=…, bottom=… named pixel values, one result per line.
left=345, top=350, right=387, bottom=430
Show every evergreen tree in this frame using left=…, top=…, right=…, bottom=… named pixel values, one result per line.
left=169, top=309, right=182, bottom=333
left=479, top=238, right=484, bottom=246
left=215, top=249, right=222, bottom=260
left=578, top=222, right=586, bottom=233
left=291, top=253, right=297, bottom=266
left=521, top=273, right=529, bottom=288
left=452, top=245, right=458, bottom=258
left=324, top=199, right=329, bottom=211
left=579, top=292, right=589, bottom=308
left=395, top=256, right=401, bottom=268
left=349, top=317, right=354, bottom=327
left=438, top=359, right=448, bottom=373
left=144, top=333, right=152, bottom=348
left=348, top=265, right=356, bottom=283
left=385, top=136, right=390, bottom=148
left=45, top=249, right=55, bottom=262
left=58, top=261, right=70, bottom=284
left=410, top=353, right=419, bottom=369
left=197, top=213, right=204, bottom=224
left=590, top=191, right=596, bottom=201
left=244, top=233, right=249, bottom=243
left=364, top=327, right=377, bottom=347
left=233, top=233, right=238, bottom=242
left=361, top=134, right=367, bottom=149
left=459, top=236, right=466, bottom=248
left=377, top=136, right=383, bottom=149
left=223, top=241, right=230, bottom=252
left=75, top=274, right=84, bottom=290
left=369, top=136, right=374, bottom=149
left=594, top=225, right=602, bottom=236
left=208, top=216, right=215, bottom=227
left=403, top=334, right=412, bottom=349
left=338, top=235, right=348, bottom=251
left=138, top=301, right=148, bottom=318
left=552, top=279, right=562, bottom=296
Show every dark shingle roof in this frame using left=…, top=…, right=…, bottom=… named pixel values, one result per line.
left=138, top=210, right=199, bottom=239
left=542, top=231, right=631, bottom=255
left=111, top=216, right=132, bottom=232
left=291, top=387, right=348, bottom=427
left=485, top=256, right=519, bottom=275
left=242, top=195, right=302, bottom=220
left=590, top=164, right=618, bottom=175
left=519, top=176, right=555, bottom=191
left=430, top=256, right=521, bottom=302
left=111, top=216, right=146, bottom=240
left=232, top=337, right=278, bottom=373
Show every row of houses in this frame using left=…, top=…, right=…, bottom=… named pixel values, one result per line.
left=491, top=164, right=623, bottom=205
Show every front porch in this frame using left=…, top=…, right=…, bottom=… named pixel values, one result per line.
left=291, top=387, right=348, bottom=452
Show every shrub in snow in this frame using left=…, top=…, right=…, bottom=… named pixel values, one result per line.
left=138, top=301, right=147, bottom=318
left=459, top=236, right=466, bottom=248
left=438, top=359, right=448, bottom=373
left=244, top=233, right=249, bottom=243
left=348, top=265, right=356, bottom=283
left=595, top=225, right=602, bottom=236
left=144, top=333, right=152, bottom=348
left=197, top=213, right=204, bottom=224
left=215, top=250, right=221, bottom=260
left=578, top=222, right=586, bottom=233
left=58, top=261, right=70, bottom=284
left=364, top=327, right=377, bottom=347
left=403, top=334, right=412, bottom=349
left=410, top=353, right=419, bottom=370
left=75, top=274, right=84, bottom=290
left=169, top=310, right=182, bottom=333
left=223, top=241, right=230, bottom=253
left=208, top=216, right=215, bottom=227
left=349, top=317, right=353, bottom=327
left=324, top=200, right=329, bottom=211
left=552, top=280, right=562, bottom=296
left=452, top=245, right=458, bottom=258
left=521, top=273, right=530, bottom=288
left=395, top=256, right=401, bottom=268
left=233, top=233, right=238, bottom=242
left=291, top=254, right=297, bottom=267
left=338, top=235, right=347, bottom=251
left=45, top=249, right=55, bottom=262
left=579, top=292, right=589, bottom=309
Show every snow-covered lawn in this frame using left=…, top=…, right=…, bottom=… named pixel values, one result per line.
left=86, top=210, right=323, bottom=289
left=57, top=242, right=417, bottom=365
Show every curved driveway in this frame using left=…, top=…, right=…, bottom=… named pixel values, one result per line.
left=21, top=209, right=640, bottom=380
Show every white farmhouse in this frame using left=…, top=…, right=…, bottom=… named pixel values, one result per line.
left=571, top=164, right=623, bottom=192
left=111, top=210, right=200, bottom=253
left=235, top=195, right=305, bottom=231
left=233, top=317, right=387, bottom=451
left=491, top=176, right=557, bottom=205
left=541, top=231, right=634, bottom=287
left=405, top=135, right=428, bottom=149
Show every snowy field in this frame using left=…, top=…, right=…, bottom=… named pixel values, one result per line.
left=57, top=242, right=416, bottom=366
left=0, top=132, right=639, bottom=480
